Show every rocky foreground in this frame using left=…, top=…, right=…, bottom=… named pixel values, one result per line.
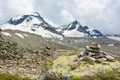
left=44, top=45, right=120, bottom=80
left=0, top=30, right=120, bottom=80
left=45, top=55, right=120, bottom=80
left=0, top=35, right=53, bottom=79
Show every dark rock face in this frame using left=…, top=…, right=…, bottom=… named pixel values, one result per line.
left=77, top=26, right=88, bottom=33
left=8, top=15, right=29, bottom=25
left=90, top=29, right=103, bottom=37
left=67, top=20, right=82, bottom=30
left=8, top=12, right=43, bottom=25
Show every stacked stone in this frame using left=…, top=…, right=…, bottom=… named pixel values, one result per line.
left=78, top=44, right=115, bottom=64
left=69, top=44, right=116, bottom=69
left=83, top=44, right=101, bottom=57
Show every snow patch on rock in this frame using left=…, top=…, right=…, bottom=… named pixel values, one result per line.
left=15, top=33, right=24, bottom=38
left=107, top=36, right=120, bottom=41
left=1, top=32, right=12, bottom=36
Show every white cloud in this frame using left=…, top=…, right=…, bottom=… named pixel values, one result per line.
left=60, top=9, right=74, bottom=24
left=0, top=0, right=36, bottom=23
left=5, top=0, right=35, bottom=13
left=0, top=9, right=4, bottom=19
left=44, top=18, right=59, bottom=27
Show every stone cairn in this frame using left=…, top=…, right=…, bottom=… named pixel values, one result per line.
left=69, top=43, right=116, bottom=69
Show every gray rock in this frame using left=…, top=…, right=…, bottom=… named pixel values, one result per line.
left=105, top=55, right=116, bottom=62
left=68, top=62, right=78, bottom=69
left=95, top=58, right=107, bottom=63
left=89, top=44, right=101, bottom=50
left=82, top=56, right=95, bottom=65
left=45, top=69, right=58, bottom=80
left=86, top=46, right=100, bottom=53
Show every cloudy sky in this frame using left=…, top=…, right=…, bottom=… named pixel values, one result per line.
left=0, top=0, right=120, bottom=34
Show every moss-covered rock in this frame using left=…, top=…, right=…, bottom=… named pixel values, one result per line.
left=45, top=54, right=120, bottom=80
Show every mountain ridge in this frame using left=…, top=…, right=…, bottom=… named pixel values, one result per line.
left=0, top=12, right=104, bottom=38
left=0, top=12, right=63, bottom=38
left=58, top=20, right=104, bottom=38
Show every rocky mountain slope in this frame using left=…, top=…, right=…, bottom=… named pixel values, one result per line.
left=1, top=29, right=74, bottom=50
left=0, top=29, right=78, bottom=79
left=57, top=20, right=103, bottom=38
left=0, top=30, right=75, bottom=79
left=0, top=34, right=51, bottom=79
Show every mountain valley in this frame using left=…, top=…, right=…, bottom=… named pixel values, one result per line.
left=0, top=12, right=120, bottom=80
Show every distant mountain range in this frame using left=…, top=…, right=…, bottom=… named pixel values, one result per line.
left=57, top=20, right=103, bottom=38
left=0, top=12, right=105, bottom=38
left=106, top=35, right=120, bottom=41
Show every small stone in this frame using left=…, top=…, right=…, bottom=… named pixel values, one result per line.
left=33, top=50, right=39, bottom=53
left=68, top=62, right=78, bottom=69
left=18, top=68, right=26, bottom=72
left=46, top=46, right=51, bottom=50
left=0, top=65, right=3, bottom=68
left=32, top=69, right=37, bottom=72
left=77, top=57, right=83, bottom=65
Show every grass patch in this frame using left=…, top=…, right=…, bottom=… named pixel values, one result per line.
left=73, top=50, right=80, bottom=55
left=0, top=73, right=35, bottom=80
left=46, top=60, right=53, bottom=70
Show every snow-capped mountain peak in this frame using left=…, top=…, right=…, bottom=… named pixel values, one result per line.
left=0, top=12, right=63, bottom=38
left=8, top=12, right=44, bottom=25
left=67, top=20, right=81, bottom=30
left=59, top=20, right=103, bottom=38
